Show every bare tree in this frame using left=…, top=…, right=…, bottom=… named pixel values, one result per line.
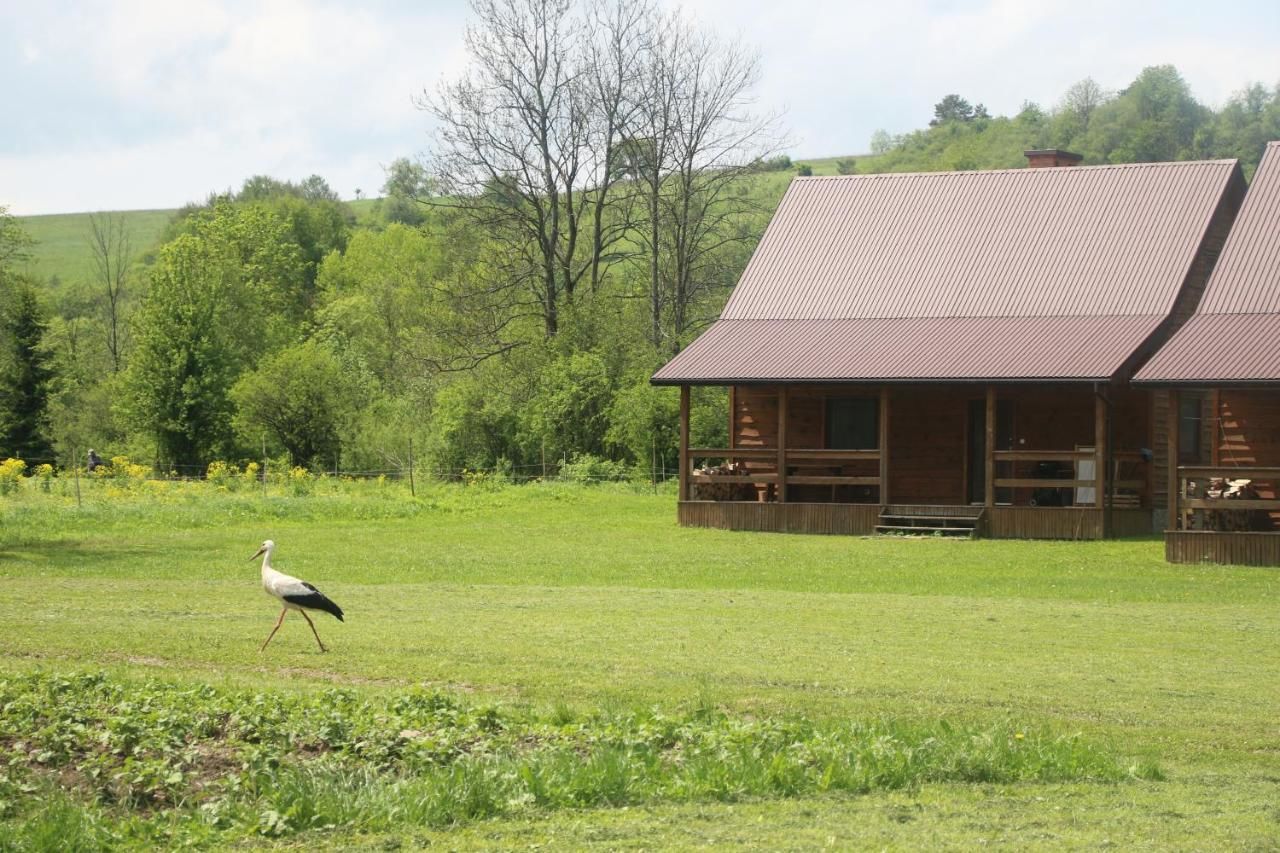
left=421, top=0, right=783, bottom=350
left=582, top=0, right=651, bottom=293
left=87, top=211, right=133, bottom=372
left=421, top=0, right=590, bottom=337
left=1060, top=77, right=1109, bottom=132
left=623, top=10, right=680, bottom=348
left=626, top=11, right=782, bottom=352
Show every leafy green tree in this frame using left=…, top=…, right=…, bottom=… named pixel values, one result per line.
left=122, top=236, right=242, bottom=469
left=0, top=205, right=35, bottom=271
left=1081, top=65, right=1211, bottom=163
left=606, top=377, right=678, bottom=468
left=931, top=95, right=975, bottom=126
left=263, top=194, right=353, bottom=308
left=519, top=351, right=614, bottom=461
left=869, top=130, right=895, bottom=155
left=298, top=175, right=341, bottom=203
left=182, top=201, right=307, bottom=347
left=424, top=367, right=520, bottom=474
left=380, top=158, right=433, bottom=225
left=315, top=224, right=444, bottom=387
left=1198, top=83, right=1280, bottom=177
left=0, top=284, right=56, bottom=463
left=231, top=340, right=365, bottom=467
left=123, top=203, right=304, bottom=470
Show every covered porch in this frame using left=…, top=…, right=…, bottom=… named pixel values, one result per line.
left=676, top=382, right=1155, bottom=539
left=1164, top=388, right=1280, bottom=565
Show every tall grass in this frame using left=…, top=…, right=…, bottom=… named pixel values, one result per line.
left=0, top=672, right=1154, bottom=845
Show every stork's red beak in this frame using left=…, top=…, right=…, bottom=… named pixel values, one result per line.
left=250, top=547, right=265, bottom=561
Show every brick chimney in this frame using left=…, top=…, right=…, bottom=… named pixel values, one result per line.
left=1024, top=149, right=1083, bottom=168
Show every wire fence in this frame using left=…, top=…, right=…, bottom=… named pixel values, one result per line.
left=2, top=453, right=680, bottom=488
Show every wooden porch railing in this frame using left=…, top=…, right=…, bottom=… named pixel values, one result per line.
left=1172, top=465, right=1280, bottom=531
left=992, top=449, right=1147, bottom=495
left=685, top=448, right=882, bottom=495
left=682, top=447, right=1151, bottom=505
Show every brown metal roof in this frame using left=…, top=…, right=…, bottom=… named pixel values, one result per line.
left=1136, top=142, right=1280, bottom=384
left=651, top=316, right=1165, bottom=384
left=656, top=158, right=1241, bottom=384
left=1133, top=314, right=1280, bottom=383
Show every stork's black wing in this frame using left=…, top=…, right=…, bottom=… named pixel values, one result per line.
left=284, top=582, right=345, bottom=621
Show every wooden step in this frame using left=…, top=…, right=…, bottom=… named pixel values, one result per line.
left=879, top=514, right=977, bottom=529
left=874, top=524, right=975, bottom=537
left=875, top=506, right=984, bottom=538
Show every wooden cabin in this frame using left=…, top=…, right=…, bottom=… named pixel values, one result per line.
left=1136, top=141, right=1280, bottom=563
left=653, top=150, right=1248, bottom=539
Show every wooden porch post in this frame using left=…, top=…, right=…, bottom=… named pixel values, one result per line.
left=879, top=386, right=890, bottom=505
left=1094, top=392, right=1107, bottom=512
left=1167, top=389, right=1179, bottom=532
left=984, top=386, right=995, bottom=508
left=777, top=385, right=789, bottom=503
left=678, top=385, right=690, bottom=502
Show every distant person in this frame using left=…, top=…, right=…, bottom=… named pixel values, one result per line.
left=87, top=449, right=103, bottom=473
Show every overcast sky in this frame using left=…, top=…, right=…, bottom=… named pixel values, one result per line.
left=3, top=0, right=1278, bottom=215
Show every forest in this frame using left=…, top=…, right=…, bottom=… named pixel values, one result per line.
left=1, top=0, right=1278, bottom=481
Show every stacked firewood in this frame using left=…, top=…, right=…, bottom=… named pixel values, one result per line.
left=1187, top=478, right=1274, bottom=532
left=690, top=462, right=757, bottom=501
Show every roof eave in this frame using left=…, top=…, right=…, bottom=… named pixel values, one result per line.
left=650, top=375, right=1119, bottom=387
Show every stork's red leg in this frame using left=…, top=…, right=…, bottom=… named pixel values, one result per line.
left=299, top=610, right=327, bottom=653
left=260, top=608, right=287, bottom=652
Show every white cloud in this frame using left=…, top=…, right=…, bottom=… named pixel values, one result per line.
left=2, top=0, right=1277, bottom=214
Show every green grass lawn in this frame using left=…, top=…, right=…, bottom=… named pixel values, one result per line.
left=1, top=480, right=1277, bottom=848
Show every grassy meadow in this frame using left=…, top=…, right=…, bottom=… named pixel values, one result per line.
left=11, top=154, right=853, bottom=299
left=13, top=209, right=173, bottom=290
left=0, top=475, right=1277, bottom=848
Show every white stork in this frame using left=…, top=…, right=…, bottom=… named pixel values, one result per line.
left=251, top=539, right=344, bottom=652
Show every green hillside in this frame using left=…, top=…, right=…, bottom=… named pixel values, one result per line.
left=11, top=155, right=849, bottom=291
left=16, top=197, right=401, bottom=289
left=14, top=208, right=173, bottom=289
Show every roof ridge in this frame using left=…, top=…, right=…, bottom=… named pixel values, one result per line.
left=793, top=159, right=1239, bottom=182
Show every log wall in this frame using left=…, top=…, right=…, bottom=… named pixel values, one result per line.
left=732, top=383, right=1155, bottom=509
left=887, top=388, right=968, bottom=504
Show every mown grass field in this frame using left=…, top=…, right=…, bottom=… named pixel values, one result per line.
left=13, top=209, right=174, bottom=289
left=1, top=478, right=1277, bottom=848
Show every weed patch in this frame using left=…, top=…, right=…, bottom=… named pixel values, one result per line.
left=0, top=671, right=1150, bottom=845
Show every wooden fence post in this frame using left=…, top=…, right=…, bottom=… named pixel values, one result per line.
left=408, top=437, right=416, bottom=498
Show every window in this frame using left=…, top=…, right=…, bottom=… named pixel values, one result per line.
left=1178, top=394, right=1203, bottom=463
left=826, top=398, right=878, bottom=449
